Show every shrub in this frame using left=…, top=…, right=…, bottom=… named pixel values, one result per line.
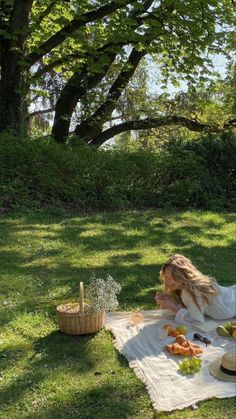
left=0, top=131, right=235, bottom=213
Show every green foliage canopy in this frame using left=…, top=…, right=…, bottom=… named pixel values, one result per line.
left=0, top=0, right=235, bottom=143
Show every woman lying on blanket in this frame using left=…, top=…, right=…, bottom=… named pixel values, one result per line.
left=155, top=254, right=236, bottom=325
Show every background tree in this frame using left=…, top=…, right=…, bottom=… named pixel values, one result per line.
left=0, top=0, right=235, bottom=144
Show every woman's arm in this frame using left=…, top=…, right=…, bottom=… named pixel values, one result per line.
left=156, top=289, right=205, bottom=324
left=175, top=288, right=205, bottom=324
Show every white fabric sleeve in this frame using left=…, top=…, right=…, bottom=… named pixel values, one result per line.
left=175, top=307, right=205, bottom=325
left=174, top=288, right=205, bottom=325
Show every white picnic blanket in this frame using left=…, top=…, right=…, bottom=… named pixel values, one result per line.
left=105, top=310, right=236, bottom=412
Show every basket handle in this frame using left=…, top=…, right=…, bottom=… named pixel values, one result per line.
left=79, top=281, right=84, bottom=313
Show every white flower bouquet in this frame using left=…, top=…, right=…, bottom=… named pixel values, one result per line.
left=86, top=274, right=121, bottom=313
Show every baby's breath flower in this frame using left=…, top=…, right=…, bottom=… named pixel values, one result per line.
left=86, top=274, right=121, bottom=312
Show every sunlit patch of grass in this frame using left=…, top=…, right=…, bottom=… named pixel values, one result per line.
left=8, top=313, right=56, bottom=340
left=0, top=209, right=235, bottom=418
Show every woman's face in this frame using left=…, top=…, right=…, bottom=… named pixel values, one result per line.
left=163, top=267, right=184, bottom=291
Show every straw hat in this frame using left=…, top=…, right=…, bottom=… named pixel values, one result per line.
left=209, top=351, right=236, bottom=383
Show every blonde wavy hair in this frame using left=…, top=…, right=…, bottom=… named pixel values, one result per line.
left=159, top=254, right=219, bottom=310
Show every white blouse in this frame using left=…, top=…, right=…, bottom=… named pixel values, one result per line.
left=175, top=284, right=236, bottom=325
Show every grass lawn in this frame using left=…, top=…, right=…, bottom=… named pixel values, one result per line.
left=0, top=209, right=235, bottom=419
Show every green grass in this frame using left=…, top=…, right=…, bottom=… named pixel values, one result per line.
left=0, top=209, right=236, bottom=418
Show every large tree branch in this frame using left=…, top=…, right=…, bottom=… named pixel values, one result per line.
left=25, top=0, right=137, bottom=68
left=74, top=48, right=146, bottom=140
left=29, top=107, right=54, bottom=117
left=88, top=116, right=236, bottom=146
left=32, top=52, right=83, bottom=80
left=73, top=0, right=172, bottom=141
left=32, top=40, right=124, bottom=80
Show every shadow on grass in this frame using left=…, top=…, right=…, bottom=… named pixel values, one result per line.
left=0, top=329, right=151, bottom=418
left=0, top=331, right=101, bottom=408
left=23, top=382, right=149, bottom=419
left=0, top=210, right=236, bottom=326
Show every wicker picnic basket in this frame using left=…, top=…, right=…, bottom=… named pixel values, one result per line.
left=56, top=282, right=105, bottom=335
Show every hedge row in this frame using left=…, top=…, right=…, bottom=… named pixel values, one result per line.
left=0, top=131, right=235, bottom=213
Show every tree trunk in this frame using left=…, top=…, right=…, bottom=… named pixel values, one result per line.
left=0, top=0, right=33, bottom=134
left=52, top=50, right=117, bottom=143
left=0, top=57, right=25, bottom=134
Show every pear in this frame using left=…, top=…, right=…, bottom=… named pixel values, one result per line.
left=223, top=322, right=231, bottom=331
left=216, top=325, right=231, bottom=337
left=228, top=325, right=236, bottom=335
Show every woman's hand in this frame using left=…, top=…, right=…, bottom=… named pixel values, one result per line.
left=155, top=292, right=172, bottom=306
left=155, top=293, right=180, bottom=314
